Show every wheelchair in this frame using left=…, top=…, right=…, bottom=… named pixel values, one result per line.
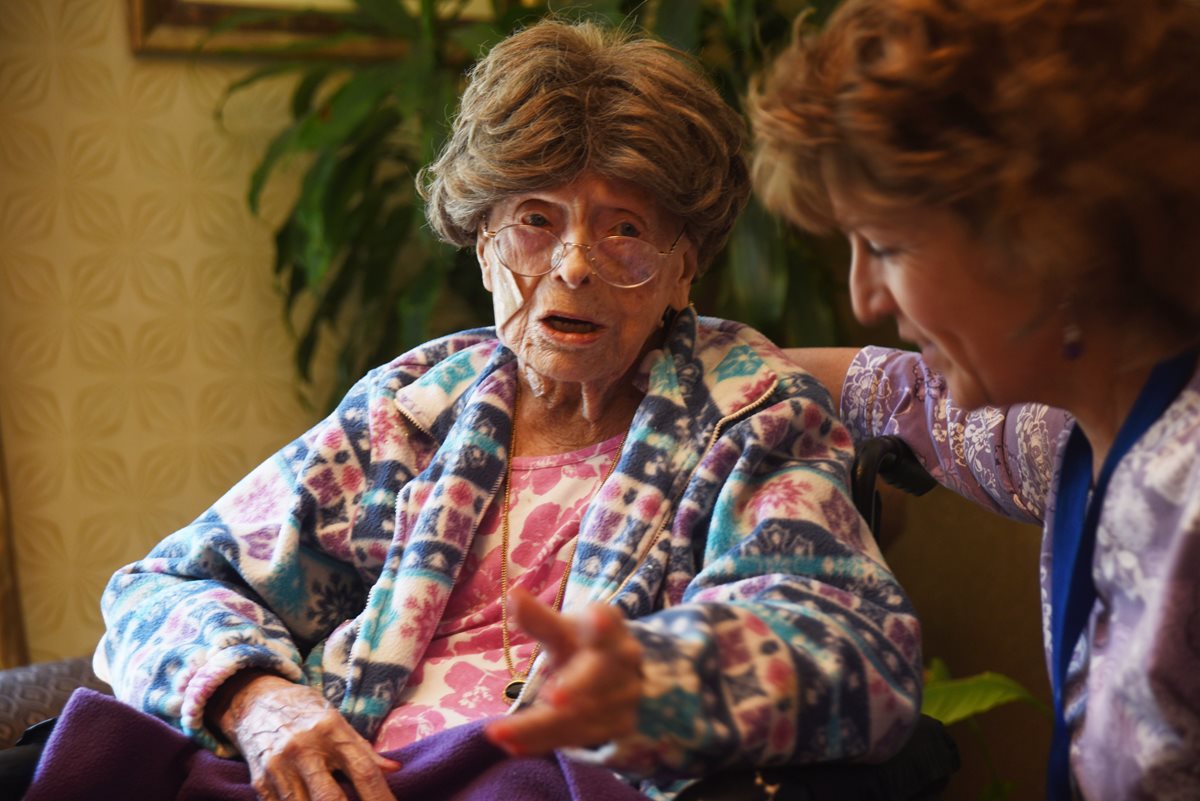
left=0, top=436, right=955, bottom=801
left=675, top=435, right=953, bottom=801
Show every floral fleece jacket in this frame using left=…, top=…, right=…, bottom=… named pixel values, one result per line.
left=95, top=310, right=922, bottom=789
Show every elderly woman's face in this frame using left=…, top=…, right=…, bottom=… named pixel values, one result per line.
left=832, top=185, right=1059, bottom=411
left=477, top=172, right=696, bottom=391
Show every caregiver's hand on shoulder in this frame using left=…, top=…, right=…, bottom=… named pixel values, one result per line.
left=485, top=587, right=644, bottom=757
left=209, top=670, right=400, bottom=801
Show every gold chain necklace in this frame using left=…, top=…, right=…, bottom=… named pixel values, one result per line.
left=499, top=386, right=628, bottom=701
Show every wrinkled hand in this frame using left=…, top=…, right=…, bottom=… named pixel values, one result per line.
left=210, top=671, right=400, bottom=801
left=484, top=587, right=643, bottom=757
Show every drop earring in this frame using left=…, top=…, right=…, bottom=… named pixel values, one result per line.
left=1060, top=300, right=1084, bottom=361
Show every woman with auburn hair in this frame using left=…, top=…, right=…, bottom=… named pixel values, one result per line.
left=750, top=0, right=1200, bottom=798
left=8, top=17, right=926, bottom=801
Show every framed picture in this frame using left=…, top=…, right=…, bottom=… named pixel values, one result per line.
left=127, top=0, right=489, bottom=58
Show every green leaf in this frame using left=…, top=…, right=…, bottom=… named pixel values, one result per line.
left=291, top=67, right=336, bottom=118
left=274, top=218, right=310, bottom=335
left=295, top=316, right=322, bottom=382
left=448, top=20, right=504, bottom=60
left=248, top=124, right=304, bottom=215
left=486, top=2, right=550, bottom=34
left=294, top=149, right=341, bottom=285
left=221, top=62, right=308, bottom=105
left=234, top=0, right=865, bottom=409
left=722, top=0, right=747, bottom=38
left=353, top=0, right=416, bottom=36
left=216, top=62, right=309, bottom=134
left=922, top=671, right=1049, bottom=726
left=397, top=247, right=446, bottom=345
left=979, top=779, right=1017, bottom=801
left=781, top=281, right=836, bottom=345
left=653, top=1, right=702, bottom=53
left=249, top=66, right=399, bottom=212
left=728, top=0, right=758, bottom=56
left=321, top=108, right=403, bottom=245
left=393, top=40, right=437, bottom=108
left=804, top=0, right=843, bottom=27
left=552, top=0, right=623, bottom=26
left=723, top=197, right=787, bottom=327
left=295, top=66, right=400, bottom=149
left=925, top=656, right=952, bottom=683
left=414, top=71, right=458, bottom=165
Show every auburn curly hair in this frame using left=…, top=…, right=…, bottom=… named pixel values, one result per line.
left=421, top=19, right=750, bottom=274
left=749, top=0, right=1200, bottom=330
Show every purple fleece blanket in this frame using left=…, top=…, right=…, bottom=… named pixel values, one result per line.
left=23, top=689, right=648, bottom=801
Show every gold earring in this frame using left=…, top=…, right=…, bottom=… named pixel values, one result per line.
left=1060, top=300, right=1084, bottom=361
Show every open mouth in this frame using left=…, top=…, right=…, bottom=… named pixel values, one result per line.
left=543, top=314, right=601, bottom=334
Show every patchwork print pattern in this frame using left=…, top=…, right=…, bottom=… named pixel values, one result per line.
left=97, top=315, right=922, bottom=786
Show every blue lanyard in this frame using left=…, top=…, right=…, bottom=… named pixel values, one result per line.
left=1046, top=347, right=1198, bottom=801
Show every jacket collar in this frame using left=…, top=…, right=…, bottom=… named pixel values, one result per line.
left=389, top=308, right=780, bottom=446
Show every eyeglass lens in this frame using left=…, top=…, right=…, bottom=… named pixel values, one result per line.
left=493, top=225, right=662, bottom=287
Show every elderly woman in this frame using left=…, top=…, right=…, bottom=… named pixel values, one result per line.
left=85, top=18, right=921, bottom=801
left=750, top=1, right=1200, bottom=799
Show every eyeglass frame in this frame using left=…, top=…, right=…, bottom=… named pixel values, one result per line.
left=479, top=220, right=687, bottom=289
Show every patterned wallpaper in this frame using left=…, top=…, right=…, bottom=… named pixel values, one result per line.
left=0, top=0, right=331, bottom=662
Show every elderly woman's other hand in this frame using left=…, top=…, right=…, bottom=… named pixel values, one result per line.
left=209, top=671, right=401, bottom=801
left=484, top=588, right=643, bottom=757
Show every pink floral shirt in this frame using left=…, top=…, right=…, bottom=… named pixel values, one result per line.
left=373, top=434, right=623, bottom=752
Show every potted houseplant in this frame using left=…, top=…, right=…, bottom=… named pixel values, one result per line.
left=220, top=0, right=845, bottom=405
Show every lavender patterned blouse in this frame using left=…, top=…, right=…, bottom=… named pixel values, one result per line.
left=842, top=346, right=1200, bottom=801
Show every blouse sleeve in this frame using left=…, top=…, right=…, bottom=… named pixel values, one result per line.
left=840, top=346, right=1071, bottom=525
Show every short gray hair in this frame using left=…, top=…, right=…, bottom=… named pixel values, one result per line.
left=420, top=19, right=750, bottom=273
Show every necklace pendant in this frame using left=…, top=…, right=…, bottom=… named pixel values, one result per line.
left=504, top=679, right=525, bottom=701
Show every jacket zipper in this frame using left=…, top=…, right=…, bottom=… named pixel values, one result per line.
left=343, top=401, right=436, bottom=695
left=607, top=377, right=780, bottom=602
left=510, top=376, right=780, bottom=710
left=347, top=399, right=509, bottom=719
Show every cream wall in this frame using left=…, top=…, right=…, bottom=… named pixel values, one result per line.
left=0, top=0, right=326, bottom=662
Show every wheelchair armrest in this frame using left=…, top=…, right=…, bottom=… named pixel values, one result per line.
left=852, top=436, right=938, bottom=541
left=0, top=657, right=111, bottom=748
left=676, top=438, right=953, bottom=800
left=675, top=714, right=959, bottom=801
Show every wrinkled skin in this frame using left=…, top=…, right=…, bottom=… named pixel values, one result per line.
left=210, top=673, right=401, bottom=801
left=484, top=588, right=644, bottom=757
left=478, top=172, right=695, bottom=446
left=210, top=590, right=643, bottom=800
